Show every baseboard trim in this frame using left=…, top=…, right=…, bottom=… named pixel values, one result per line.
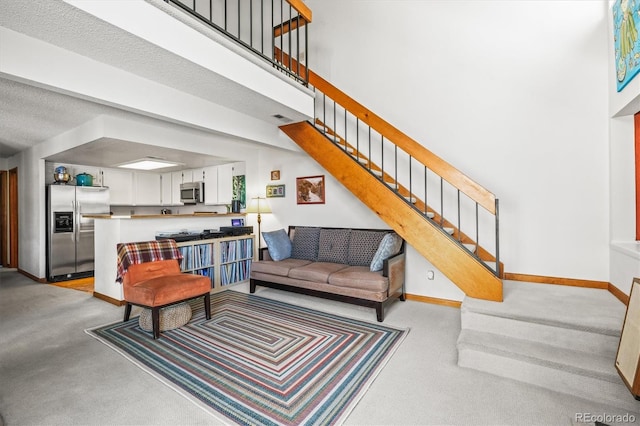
left=17, top=268, right=46, bottom=283
left=504, top=272, right=608, bottom=289
left=504, top=272, right=629, bottom=305
left=608, top=282, right=630, bottom=305
left=93, top=291, right=125, bottom=306
left=405, top=293, right=462, bottom=308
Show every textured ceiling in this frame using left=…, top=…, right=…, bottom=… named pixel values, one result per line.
left=0, top=0, right=305, bottom=165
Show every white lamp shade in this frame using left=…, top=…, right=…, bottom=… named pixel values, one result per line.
left=246, top=197, right=272, bottom=214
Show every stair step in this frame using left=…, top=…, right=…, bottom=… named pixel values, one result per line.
left=461, top=305, right=620, bottom=357
left=457, top=280, right=633, bottom=409
left=405, top=196, right=417, bottom=204
left=426, top=211, right=435, bottom=219
left=463, top=281, right=625, bottom=336
left=463, top=243, right=476, bottom=253
left=457, top=329, right=638, bottom=411
left=458, top=329, right=620, bottom=383
left=385, top=181, right=398, bottom=189
left=443, top=227, right=454, bottom=235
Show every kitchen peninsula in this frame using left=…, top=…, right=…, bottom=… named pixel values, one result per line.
left=89, top=213, right=254, bottom=303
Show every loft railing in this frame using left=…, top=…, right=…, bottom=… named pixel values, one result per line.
left=165, top=0, right=311, bottom=85
left=307, top=71, right=501, bottom=276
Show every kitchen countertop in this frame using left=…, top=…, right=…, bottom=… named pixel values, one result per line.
left=85, top=213, right=246, bottom=219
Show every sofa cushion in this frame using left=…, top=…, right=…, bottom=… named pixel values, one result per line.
left=252, top=258, right=312, bottom=277
left=347, top=230, right=387, bottom=266
left=317, top=229, right=351, bottom=264
left=370, top=233, right=403, bottom=271
left=288, top=262, right=349, bottom=283
left=328, top=266, right=388, bottom=292
left=262, top=228, right=292, bottom=261
left=291, top=227, right=321, bottom=261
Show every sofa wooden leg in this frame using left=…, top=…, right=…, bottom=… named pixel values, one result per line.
left=250, top=279, right=256, bottom=293
left=204, top=293, right=211, bottom=320
left=376, top=303, right=384, bottom=322
left=123, top=303, right=132, bottom=322
left=152, top=307, right=161, bottom=339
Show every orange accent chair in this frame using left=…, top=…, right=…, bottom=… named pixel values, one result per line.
left=122, top=259, right=211, bottom=339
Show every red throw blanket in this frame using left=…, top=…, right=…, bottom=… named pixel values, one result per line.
left=116, top=240, right=183, bottom=283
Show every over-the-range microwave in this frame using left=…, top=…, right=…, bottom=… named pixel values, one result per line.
left=180, top=181, right=204, bottom=204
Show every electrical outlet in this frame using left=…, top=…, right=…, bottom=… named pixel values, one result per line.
left=427, top=270, right=435, bottom=280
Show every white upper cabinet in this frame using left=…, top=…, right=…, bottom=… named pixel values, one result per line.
left=102, top=168, right=134, bottom=205
left=203, top=164, right=233, bottom=205
left=134, top=172, right=161, bottom=205
left=160, top=172, right=173, bottom=206
left=190, top=168, right=206, bottom=182
left=217, top=163, right=233, bottom=205
left=171, top=171, right=185, bottom=206
left=203, top=166, right=218, bottom=205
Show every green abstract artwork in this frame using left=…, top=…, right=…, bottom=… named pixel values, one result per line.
left=232, top=175, right=246, bottom=208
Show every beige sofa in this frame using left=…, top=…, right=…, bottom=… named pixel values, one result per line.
left=250, top=226, right=406, bottom=322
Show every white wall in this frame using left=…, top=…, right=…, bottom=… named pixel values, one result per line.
left=303, top=0, right=610, bottom=300
left=608, top=1, right=640, bottom=295
left=256, top=146, right=466, bottom=300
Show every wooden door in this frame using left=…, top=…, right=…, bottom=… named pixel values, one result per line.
left=8, top=168, right=18, bottom=268
left=0, top=170, right=6, bottom=266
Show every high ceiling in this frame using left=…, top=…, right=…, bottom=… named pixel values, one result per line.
left=0, top=0, right=306, bottom=166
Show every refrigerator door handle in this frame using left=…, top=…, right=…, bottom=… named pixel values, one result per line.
left=75, top=200, right=80, bottom=242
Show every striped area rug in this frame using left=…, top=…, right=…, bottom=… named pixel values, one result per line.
left=87, top=291, right=408, bottom=425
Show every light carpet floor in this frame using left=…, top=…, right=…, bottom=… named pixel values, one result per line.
left=1, top=271, right=638, bottom=425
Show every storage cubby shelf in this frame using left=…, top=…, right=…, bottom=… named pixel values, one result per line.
left=176, top=235, right=255, bottom=290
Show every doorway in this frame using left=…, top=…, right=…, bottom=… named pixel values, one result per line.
left=0, top=168, right=18, bottom=268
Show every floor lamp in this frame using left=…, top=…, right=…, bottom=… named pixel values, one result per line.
left=246, top=196, right=272, bottom=255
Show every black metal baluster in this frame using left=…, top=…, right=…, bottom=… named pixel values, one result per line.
left=475, top=202, right=479, bottom=255
left=495, top=199, right=500, bottom=277
left=409, top=155, right=413, bottom=205
left=440, top=178, right=444, bottom=227
left=296, top=14, right=300, bottom=77
left=424, top=166, right=428, bottom=217
left=280, top=0, right=283, bottom=66
left=457, top=189, right=461, bottom=242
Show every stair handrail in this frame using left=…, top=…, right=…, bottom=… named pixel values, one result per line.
left=274, top=48, right=497, bottom=214
left=309, top=71, right=496, bottom=214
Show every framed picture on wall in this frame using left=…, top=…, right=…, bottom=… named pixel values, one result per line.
left=296, top=175, right=325, bottom=204
left=270, top=170, right=280, bottom=180
left=266, top=184, right=285, bottom=198
left=232, top=175, right=246, bottom=208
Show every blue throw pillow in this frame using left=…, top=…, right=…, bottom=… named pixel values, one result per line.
left=262, top=229, right=292, bottom=261
left=370, top=233, right=403, bottom=271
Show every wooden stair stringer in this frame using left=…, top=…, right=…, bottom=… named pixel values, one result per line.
left=280, top=121, right=503, bottom=302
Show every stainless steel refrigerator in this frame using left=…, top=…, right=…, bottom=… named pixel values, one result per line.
left=47, top=185, right=110, bottom=282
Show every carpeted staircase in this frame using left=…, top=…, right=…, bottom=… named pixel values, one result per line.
left=457, top=280, right=639, bottom=411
